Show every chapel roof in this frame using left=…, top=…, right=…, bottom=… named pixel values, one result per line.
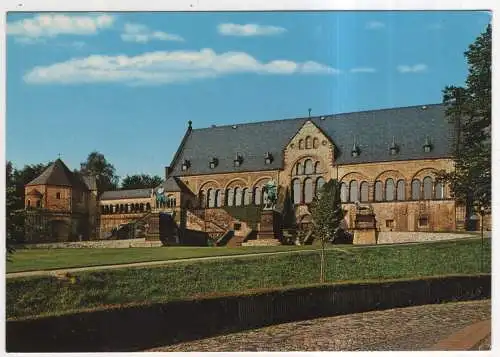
left=26, top=158, right=89, bottom=190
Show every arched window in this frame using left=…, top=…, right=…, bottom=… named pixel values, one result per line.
left=299, top=139, right=304, bottom=149
left=360, top=181, right=369, bottom=202
left=374, top=181, right=383, bottom=201
left=306, top=136, right=312, bottom=149
left=349, top=180, right=358, bottom=202
left=292, top=179, right=301, bottom=204
left=304, top=159, right=313, bottom=174
left=314, top=161, right=321, bottom=174
left=253, top=187, right=262, bottom=205
left=146, top=203, right=151, bottom=211
left=423, top=176, right=433, bottom=200
left=140, top=203, right=145, bottom=212
left=215, top=190, right=221, bottom=207
left=340, top=183, right=348, bottom=203
left=295, top=163, right=302, bottom=175
left=243, top=188, right=251, bottom=206
left=207, top=188, right=215, bottom=208
left=412, top=179, right=421, bottom=200
left=397, top=180, right=405, bottom=201
left=304, top=178, right=313, bottom=203
left=36, top=200, right=41, bottom=208
left=101, top=205, right=105, bottom=214
left=385, top=179, right=395, bottom=201
left=27, top=199, right=31, bottom=208
left=167, top=196, right=176, bottom=208
left=316, top=177, right=325, bottom=195
left=435, top=182, right=444, bottom=199
left=226, top=188, right=234, bottom=207
left=235, top=187, right=243, bottom=206
left=199, top=190, right=206, bottom=208
left=313, top=138, right=319, bottom=149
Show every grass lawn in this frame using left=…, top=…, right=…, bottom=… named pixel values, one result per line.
left=6, top=238, right=490, bottom=319
left=6, top=245, right=312, bottom=273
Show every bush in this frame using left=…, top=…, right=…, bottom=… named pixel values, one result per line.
left=331, top=228, right=353, bottom=244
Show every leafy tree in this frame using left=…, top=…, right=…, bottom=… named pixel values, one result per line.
left=309, top=179, right=346, bottom=283
left=121, top=174, right=163, bottom=190
left=80, top=151, right=119, bottom=195
left=276, top=187, right=297, bottom=244
left=440, top=24, right=491, bottom=215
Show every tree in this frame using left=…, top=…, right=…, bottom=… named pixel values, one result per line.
left=121, top=174, right=163, bottom=190
left=276, top=186, right=297, bottom=244
left=440, top=24, right=491, bottom=215
left=6, top=161, right=52, bottom=257
left=80, top=151, right=119, bottom=195
left=309, top=179, right=346, bottom=283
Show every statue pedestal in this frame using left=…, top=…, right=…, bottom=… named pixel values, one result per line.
left=353, top=213, right=378, bottom=245
left=257, top=210, right=281, bottom=241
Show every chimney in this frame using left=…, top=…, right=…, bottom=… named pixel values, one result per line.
left=165, top=166, right=172, bottom=179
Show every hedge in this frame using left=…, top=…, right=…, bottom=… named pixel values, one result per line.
left=6, top=274, right=490, bottom=352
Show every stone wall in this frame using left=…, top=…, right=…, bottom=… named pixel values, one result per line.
left=341, top=199, right=457, bottom=232
left=17, top=238, right=162, bottom=249
left=377, top=231, right=481, bottom=245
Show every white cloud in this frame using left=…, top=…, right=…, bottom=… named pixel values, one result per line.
left=397, top=64, right=428, bottom=73
left=217, top=23, right=286, bottom=37
left=23, top=48, right=339, bottom=86
left=350, top=67, right=376, bottom=73
left=7, top=14, right=114, bottom=42
left=121, top=23, right=184, bottom=43
left=365, top=21, right=385, bottom=30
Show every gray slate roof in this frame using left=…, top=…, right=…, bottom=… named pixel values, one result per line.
left=100, top=188, right=153, bottom=200
left=171, top=104, right=454, bottom=176
left=157, top=176, right=184, bottom=192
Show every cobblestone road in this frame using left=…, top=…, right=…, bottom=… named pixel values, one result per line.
left=148, top=300, right=491, bottom=352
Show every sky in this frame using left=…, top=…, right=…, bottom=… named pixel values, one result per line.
left=5, top=10, right=491, bottom=180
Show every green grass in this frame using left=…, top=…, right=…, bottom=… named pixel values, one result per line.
left=6, top=238, right=490, bottom=319
left=6, top=245, right=311, bottom=273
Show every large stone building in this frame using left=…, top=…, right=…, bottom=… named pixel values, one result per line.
left=25, top=103, right=484, bottom=244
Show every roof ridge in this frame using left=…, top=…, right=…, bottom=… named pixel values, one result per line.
left=192, top=103, right=443, bottom=131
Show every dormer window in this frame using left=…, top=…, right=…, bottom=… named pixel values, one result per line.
left=234, top=153, right=243, bottom=167
left=423, top=136, right=433, bottom=153
left=389, top=136, right=399, bottom=155
left=209, top=157, right=218, bottom=169
left=181, top=159, right=191, bottom=171
left=264, top=152, right=273, bottom=165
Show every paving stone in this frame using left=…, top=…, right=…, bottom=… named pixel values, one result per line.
left=147, top=299, right=490, bottom=352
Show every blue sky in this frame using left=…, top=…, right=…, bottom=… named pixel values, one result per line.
left=6, top=11, right=491, bottom=179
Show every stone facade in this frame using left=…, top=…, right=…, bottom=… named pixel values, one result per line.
left=24, top=104, right=490, bottom=244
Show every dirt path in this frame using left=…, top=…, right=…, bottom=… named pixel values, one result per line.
left=7, top=236, right=483, bottom=279
left=6, top=247, right=333, bottom=279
